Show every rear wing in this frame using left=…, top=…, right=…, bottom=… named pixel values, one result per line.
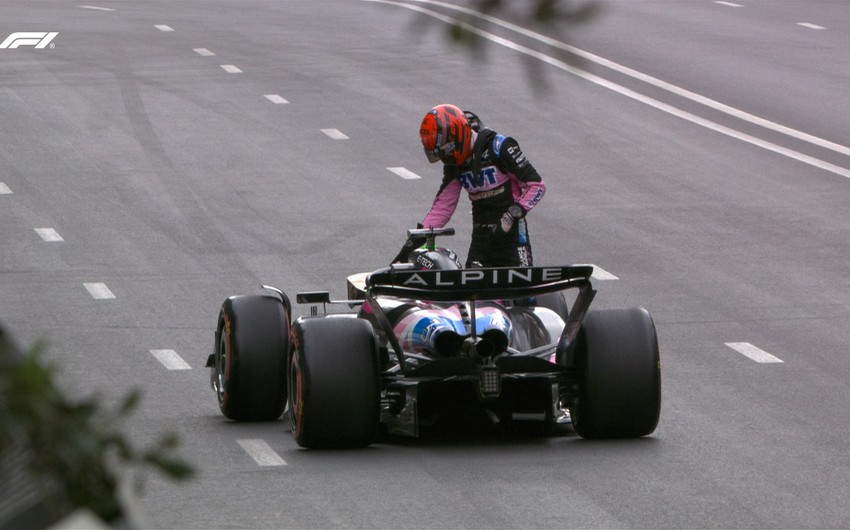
left=366, top=265, right=594, bottom=302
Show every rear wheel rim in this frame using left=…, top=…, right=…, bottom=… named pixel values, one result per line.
left=215, top=330, right=227, bottom=404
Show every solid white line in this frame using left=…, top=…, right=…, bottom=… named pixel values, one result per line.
left=387, top=167, right=422, bottom=180
left=84, top=282, right=116, bottom=300
left=380, top=1, right=850, bottom=170
left=34, top=228, right=64, bottom=242
left=0, top=182, right=12, bottom=194
left=321, top=128, right=349, bottom=140
left=220, top=64, right=242, bottom=73
left=150, top=349, right=191, bottom=370
left=714, top=1, right=743, bottom=7
left=78, top=5, right=116, bottom=11
left=155, top=25, right=174, bottom=32
left=725, top=342, right=784, bottom=364
left=237, top=439, right=287, bottom=467
left=193, top=48, right=215, bottom=56
left=797, top=22, right=825, bottom=30
left=264, top=94, right=289, bottom=104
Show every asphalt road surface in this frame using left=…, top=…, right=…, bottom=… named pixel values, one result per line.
left=2, top=0, right=849, bottom=528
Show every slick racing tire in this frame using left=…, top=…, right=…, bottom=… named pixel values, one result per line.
left=289, top=316, right=380, bottom=449
left=214, top=294, right=289, bottom=421
left=571, top=308, right=660, bottom=439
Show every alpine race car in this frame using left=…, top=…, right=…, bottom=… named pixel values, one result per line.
left=206, top=228, right=661, bottom=448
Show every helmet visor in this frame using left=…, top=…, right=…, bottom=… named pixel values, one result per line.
left=424, top=142, right=457, bottom=164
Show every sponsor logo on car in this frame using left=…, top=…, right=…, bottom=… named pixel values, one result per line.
left=399, top=267, right=566, bottom=288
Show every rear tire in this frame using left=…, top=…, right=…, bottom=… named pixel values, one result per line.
left=571, top=308, right=660, bottom=438
left=289, top=316, right=379, bottom=449
left=214, top=294, right=289, bottom=421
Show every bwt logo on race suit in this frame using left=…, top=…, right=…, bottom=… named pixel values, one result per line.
left=1, top=32, right=58, bottom=49
left=459, top=167, right=498, bottom=191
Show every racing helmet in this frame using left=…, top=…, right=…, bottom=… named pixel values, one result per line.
left=409, top=247, right=462, bottom=271
left=420, top=104, right=473, bottom=165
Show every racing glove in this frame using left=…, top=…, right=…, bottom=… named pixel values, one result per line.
left=496, top=204, right=525, bottom=234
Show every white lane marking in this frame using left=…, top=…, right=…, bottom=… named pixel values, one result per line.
left=0, top=182, right=12, bottom=194
left=220, top=64, right=242, bottom=73
left=590, top=265, right=618, bottom=281
left=155, top=25, right=174, bottom=32
left=574, top=264, right=618, bottom=280
left=387, top=167, right=422, bottom=180
left=237, top=439, right=287, bottom=467
left=714, top=1, right=743, bottom=7
left=34, top=228, right=64, bottom=242
left=78, top=5, right=116, bottom=11
left=193, top=48, right=215, bottom=56
left=150, top=349, right=191, bottom=370
left=725, top=342, right=784, bottom=364
left=265, top=94, right=289, bottom=104
left=321, top=128, right=349, bottom=140
left=377, top=1, right=850, bottom=175
left=798, top=22, right=825, bottom=30
left=84, top=282, right=116, bottom=300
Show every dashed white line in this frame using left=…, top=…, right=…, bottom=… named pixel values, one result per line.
left=575, top=264, right=618, bottom=280
left=34, top=228, right=64, bottom=242
left=590, top=265, right=619, bottom=281
left=237, top=439, right=287, bottom=467
left=321, top=128, right=349, bottom=140
left=150, top=349, right=191, bottom=370
left=714, top=1, right=743, bottom=7
left=797, top=22, right=825, bottom=30
left=155, top=25, right=174, bottom=32
left=0, top=182, right=12, bottom=194
left=220, top=64, right=242, bottom=73
left=193, top=48, right=215, bottom=56
left=725, top=342, right=784, bottom=364
left=387, top=167, right=422, bottom=180
left=264, top=94, right=289, bottom=104
left=78, top=5, right=116, bottom=11
left=84, top=282, right=116, bottom=300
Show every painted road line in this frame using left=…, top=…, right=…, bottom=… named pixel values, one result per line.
left=193, top=48, right=215, bottom=56
left=575, top=264, right=618, bottom=280
left=387, top=167, right=422, bottom=180
left=265, top=94, right=289, bottom=104
left=237, top=439, right=287, bottom=467
left=715, top=1, right=742, bottom=7
left=220, top=64, right=242, bottom=73
left=84, top=282, right=116, bottom=300
left=590, top=265, right=619, bottom=281
left=797, top=22, right=825, bottom=30
left=34, top=228, right=64, bottom=242
left=154, top=25, right=174, bottom=32
left=78, top=5, right=116, bottom=11
left=0, top=182, right=12, bottom=194
left=725, top=342, right=784, bottom=364
left=150, top=349, right=191, bottom=370
left=383, top=0, right=850, bottom=177
left=321, top=128, right=349, bottom=140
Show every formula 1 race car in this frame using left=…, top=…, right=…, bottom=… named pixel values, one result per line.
left=206, top=228, right=661, bottom=448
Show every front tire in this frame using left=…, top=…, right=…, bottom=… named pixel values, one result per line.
left=213, top=294, right=289, bottom=421
left=289, top=316, right=380, bottom=449
left=571, top=308, right=661, bottom=439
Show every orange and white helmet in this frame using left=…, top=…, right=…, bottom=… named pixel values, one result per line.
left=419, top=104, right=473, bottom=165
